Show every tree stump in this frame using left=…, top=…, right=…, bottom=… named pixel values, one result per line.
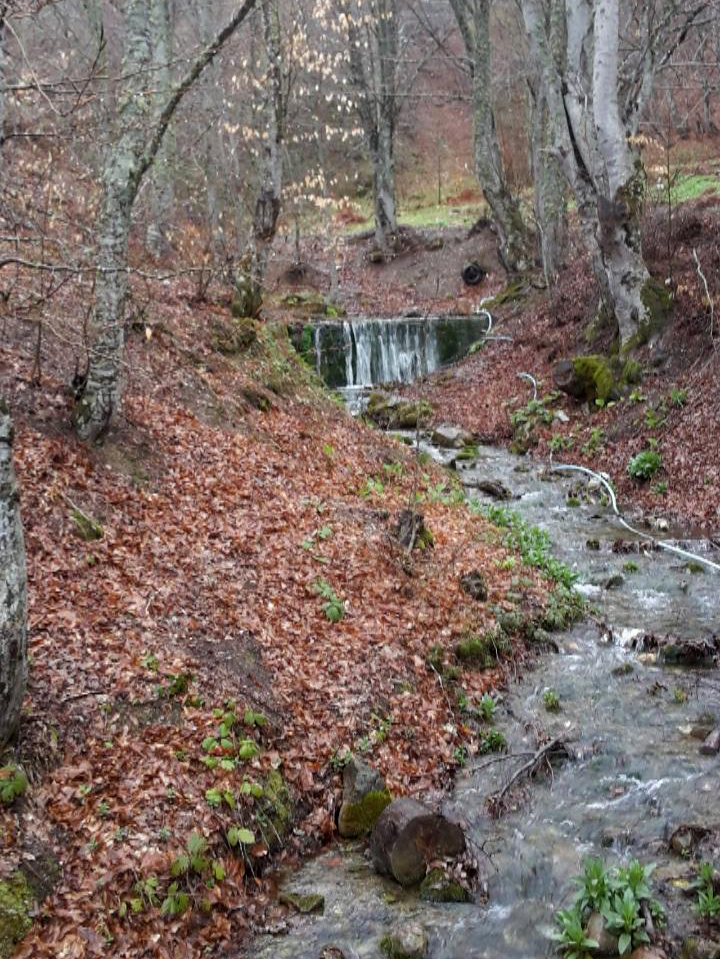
left=370, top=798, right=465, bottom=887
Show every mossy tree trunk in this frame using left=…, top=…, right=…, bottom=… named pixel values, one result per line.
left=449, top=0, right=532, bottom=274
left=519, top=0, right=698, bottom=347
left=75, top=0, right=260, bottom=442
left=0, top=402, right=27, bottom=748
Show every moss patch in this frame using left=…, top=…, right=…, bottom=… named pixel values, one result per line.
left=455, top=628, right=510, bottom=669
left=278, top=891, right=324, bottom=914
left=481, top=279, right=528, bottom=312
left=337, top=789, right=391, bottom=838
left=622, top=279, right=672, bottom=353
left=0, top=874, right=32, bottom=959
left=571, top=355, right=615, bottom=403
left=419, top=868, right=472, bottom=903
left=260, top=769, right=293, bottom=850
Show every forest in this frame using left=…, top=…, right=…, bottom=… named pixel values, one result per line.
left=2, top=1, right=720, bottom=958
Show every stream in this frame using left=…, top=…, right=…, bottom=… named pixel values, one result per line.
left=253, top=365, right=720, bottom=958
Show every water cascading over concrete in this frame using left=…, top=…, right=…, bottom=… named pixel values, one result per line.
left=310, top=315, right=490, bottom=388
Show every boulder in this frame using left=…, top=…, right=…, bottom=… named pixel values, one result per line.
left=366, top=393, right=433, bottom=431
left=431, top=425, right=474, bottom=449
left=464, top=478, right=512, bottom=500
left=552, top=355, right=617, bottom=404
left=337, top=757, right=391, bottom=839
left=370, top=798, right=465, bottom=887
left=700, top=729, right=720, bottom=756
left=380, top=923, right=428, bottom=959
left=278, top=891, right=325, bottom=914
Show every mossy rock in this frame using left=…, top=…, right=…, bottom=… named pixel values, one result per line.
left=338, top=789, right=392, bottom=839
left=0, top=874, right=32, bottom=959
left=213, top=317, right=258, bottom=354
left=366, top=393, right=433, bottom=430
left=621, top=279, right=671, bottom=353
left=278, top=891, right=324, bottom=914
left=480, top=280, right=529, bottom=312
left=380, top=924, right=428, bottom=959
left=260, top=769, right=293, bottom=850
left=455, top=628, right=510, bottom=669
left=418, top=868, right=472, bottom=903
left=571, top=355, right=615, bottom=402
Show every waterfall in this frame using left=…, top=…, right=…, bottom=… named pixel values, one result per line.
left=308, top=315, right=490, bottom=389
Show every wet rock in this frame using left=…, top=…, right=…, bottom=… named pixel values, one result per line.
left=278, top=891, right=325, bottom=914
left=555, top=410, right=570, bottom=423
left=629, top=949, right=667, bottom=959
left=379, top=922, right=428, bottom=959
left=472, top=479, right=512, bottom=500
left=366, top=393, right=433, bottom=430
left=319, top=949, right=347, bottom=959
left=459, top=570, right=488, bottom=602
left=585, top=910, right=618, bottom=955
left=633, top=632, right=718, bottom=667
left=600, top=826, right=634, bottom=848
left=586, top=539, right=601, bottom=551
left=431, top=425, right=474, bottom=449
left=337, top=756, right=391, bottom=839
left=691, top=714, right=717, bottom=740
left=700, top=729, right=720, bottom=756
left=605, top=573, right=625, bottom=590
left=669, top=823, right=710, bottom=857
left=370, top=798, right=465, bottom=887
left=681, top=938, right=720, bottom=959
left=611, top=662, right=635, bottom=677
left=418, top=868, right=472, bottom=903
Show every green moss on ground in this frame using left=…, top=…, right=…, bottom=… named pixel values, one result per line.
left=0, top=874, right=32, bottom=959
left=260, top=769, right=294, bottom=849
left=455, top=628, right=510, bottom=668
left=571, top=355, right=615, bottom=403
left=419, top=868, right=472, bottom=903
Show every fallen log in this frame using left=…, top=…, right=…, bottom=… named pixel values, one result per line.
left=370, top=798, right=465, bottom=887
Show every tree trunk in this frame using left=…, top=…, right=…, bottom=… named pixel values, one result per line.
left=75, top=0, right=260, bottom=441
left=370, top=124, right=397, bottom=250
left=450, top=0, right=531, bottom=273
left=0, top=403, right=27, bottom=748
left=236, top=0, right=284, bottom=316
left=370, top=798, right=465, bottom=887
left=145, top=0, right=175, bottom=257
left=530, top=83, right=566, bottom=286
left=592, top=0, right=652, bottom=346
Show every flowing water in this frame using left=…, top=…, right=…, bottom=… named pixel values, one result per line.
left=251, top=440, right=720, bottom=959
left=310, top=315, right=490, bottom=389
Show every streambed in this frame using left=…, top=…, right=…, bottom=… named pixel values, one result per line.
left=251, top=440, right=720, bottom=959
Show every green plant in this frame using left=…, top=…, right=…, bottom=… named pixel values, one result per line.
left=696, top=887, right=720, bottom=920
left=0, top=764, right=28, bottom=805
left=651, top=481, right=668, bottom=494
left=628, top=390, right=647, bottom=403
left=477, top=729, right=506, bottom=754
left=669, top=388, right=688, bottom=409
left=549, top=434, right=574, bottom=454
left=510, top=398, right=554, bottom=429
left=478, top=693, right=496, bottom=722
left=582, top=428, right=605, bottom=456
left=601, top=887, right=651, bottom=955
left=551, top=907, right=599, bottom=959
left=673, top=688, right=687, bottom=704
left=697, top=862, right=716, bottom=888
left=644, top=406, right=667, bottom=430
left=543, top=689, right=560, bottom=712
left=453, top=745, right=468, bottom=767
left=623, top=561, right=639, bottom=573
left=328, top=749, right=352, bottom=773
left=313, top=578, right=345, bottom=622
left=360, top=477, right=384, bottom=499
left=573, top=858, right=613, bottom=914
left=627, top=450, right=662, bottom=481
left=473, top=503, right=579, bottom=588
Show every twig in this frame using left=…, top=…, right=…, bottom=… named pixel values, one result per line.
left=495, top=736, right=566, bottom=803
left=692, top=247, right=715, bottom=346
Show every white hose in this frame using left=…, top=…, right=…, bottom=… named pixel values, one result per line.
left=551, top=463, right=720, bottom=574
left=517, top=372, right=538, bottom=401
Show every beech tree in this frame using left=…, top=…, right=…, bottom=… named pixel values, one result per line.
left=337, top=0, right=401, bottom=252
left=0, top=401, right=27, bottom=748
left=75, top=0, right=260, bottom=443
left=520, top=0, right=710, bottom=346
left=448, top=0, right=533, bottom=272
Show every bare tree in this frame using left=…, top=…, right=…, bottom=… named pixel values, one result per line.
left=235, top=0, right=287, bottom=316
left=0, top=401, right=27, bottom=748
left=340, top=0, right=401, bottom=253
left=520, top=0, right=710, bottom=347
left=145, top=0, right=175, bottom=257
left=74, top=0, right=260, bottom=443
